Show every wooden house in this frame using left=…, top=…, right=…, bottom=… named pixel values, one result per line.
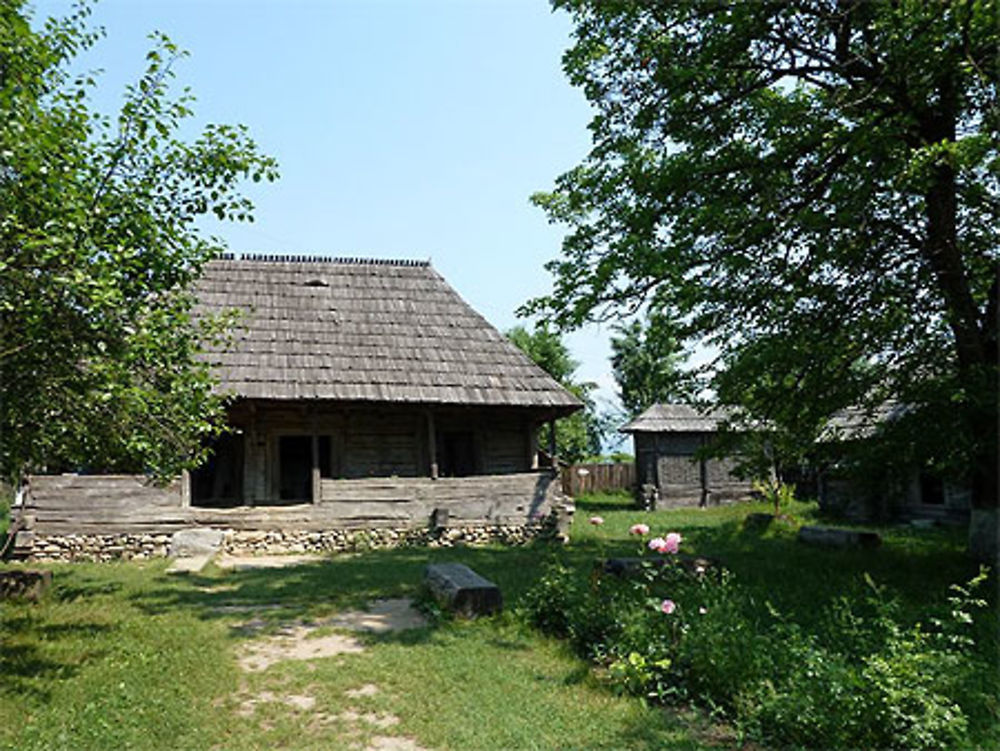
left=620, top=403, right=754, bottom=508
left=16, top=256, right=581, bottom=550
left=816, top=404, right=971, bottom=524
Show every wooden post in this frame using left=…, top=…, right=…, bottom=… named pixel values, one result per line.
left=180, top=470, right=191, bottom=508
left=427, top=410, right=439, bottom=480
left=527, top=424, right=539, bottom=470
left=311, top=434, right=321, bottom=504
left=548, top=418, right=557, bottom=470
left=245, top=402, right=258, bottom=506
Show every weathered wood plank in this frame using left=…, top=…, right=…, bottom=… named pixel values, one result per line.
left=25, top=470, right=559, bottom=536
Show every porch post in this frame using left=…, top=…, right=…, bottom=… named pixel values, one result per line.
left=548, top=418, right=558, bottom=470
left=311, top=434, right=321, bottom=504
left=427, top=410, right=439, bottom=480
left=180, top=469, right=191, bottom=508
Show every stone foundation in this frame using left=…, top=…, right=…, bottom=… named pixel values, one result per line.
left=25, top=520, right=557, bottom=563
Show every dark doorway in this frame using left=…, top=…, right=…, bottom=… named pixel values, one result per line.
left=439, top=431, right=476, bottom=477
left=192, top=433, right=244, bottom=507
left=279, top=435, right=313, bottom=501
left=920, top=473, right=945, bottom=505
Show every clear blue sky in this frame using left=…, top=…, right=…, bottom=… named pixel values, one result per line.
left=31, top=0, right=626, bottom=432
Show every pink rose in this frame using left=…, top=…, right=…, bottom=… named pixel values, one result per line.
left=588, top=516, right=604, bottom=526
left=629, top=523, right=650, bottom=536
left=662, top=532, right=682, bottom=554
left=660, top=599, right=676, bottom=615
left=648, top=537, right=667, bottom=552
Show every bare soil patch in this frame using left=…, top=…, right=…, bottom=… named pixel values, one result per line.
left=238, top=627, right=366, bottom=672
left=235, top=599, right=427, bottom=672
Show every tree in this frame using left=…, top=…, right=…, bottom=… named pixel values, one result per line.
left=610, top=308, right=691, bottom=418
left=506, top=325, right=604, bottom=462
left=526, top=1, right=998, bottom=514
left=0, top=2, right=278, bottom=483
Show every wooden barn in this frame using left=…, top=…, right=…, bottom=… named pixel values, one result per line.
left=620, top=403, right=754, bottom=508
left=15, top=255, right=581, bottom=551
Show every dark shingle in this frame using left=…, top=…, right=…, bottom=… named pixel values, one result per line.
left=194, top=256, right=580, bottom=412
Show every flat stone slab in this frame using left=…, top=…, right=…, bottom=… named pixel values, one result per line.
left=166, top=554, right=213, bottom=574
left=798, top=525, right=881, bottom=549
left=169, top=528, right=224, bottom=557
left=424, top=562, right=502, bottom=617
left=0, top=569, right=52, bottom=601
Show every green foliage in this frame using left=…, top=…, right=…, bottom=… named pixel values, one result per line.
left=610, top=308, right=691, bottom=418
left=0, top=1, right=278, bottom=482
left=751, top=479, right=796, bottom=517
left=506, top=324, right=605, bottom=461
left=506, top=324, right=578, bottom=384
left=528, top=0, right=999, bottom=509
left=0, top=485, right=9, bottom=538
left=521, top=538, right=995, bottom=750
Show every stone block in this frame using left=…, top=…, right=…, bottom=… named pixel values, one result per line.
left=424, top=562, right=502, bottom=617
left=169, top=528, right=225, bottom=557
left=798, top=525, right=881, bottom=549
left=0, top=569, right=52, bottom=601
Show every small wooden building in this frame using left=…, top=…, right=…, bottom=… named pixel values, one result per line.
left=17, top=256, right=581, bottom=546
left=816, top=405, right=971, bottom=524
left=620, top=403, right=754, bottom=508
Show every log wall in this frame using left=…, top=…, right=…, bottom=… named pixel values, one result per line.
left=20, top=470, right=560, bottom=536
left=633, top=432, right=754, bottom=507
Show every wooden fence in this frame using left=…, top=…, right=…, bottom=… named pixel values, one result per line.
left=561, top=462, right=636, bottom=497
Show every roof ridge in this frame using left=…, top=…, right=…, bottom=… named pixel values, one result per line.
left=218, top=252, right=430, bottom=268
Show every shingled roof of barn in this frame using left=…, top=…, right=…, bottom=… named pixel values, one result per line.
left=194, top=254, right=581, bottom=412
left=619, top=403, right=735, bottom=433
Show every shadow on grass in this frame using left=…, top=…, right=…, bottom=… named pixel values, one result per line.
left=0, top=619, right=111, bottom=701
left=56, top=577, right=122, bottom=602
left=127, top=541, right=575, bottom=636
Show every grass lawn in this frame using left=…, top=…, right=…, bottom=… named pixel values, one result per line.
left=1, top=495, right=997, bottom=749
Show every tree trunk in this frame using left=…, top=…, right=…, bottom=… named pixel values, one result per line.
left=917, top=91, right=998, bottom=554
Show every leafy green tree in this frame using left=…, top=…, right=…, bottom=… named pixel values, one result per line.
left=0, top=2, right=278, bottom=483
left=526, top=0, right=998, bottom=511
left=610, top=308, right=691, bottom=418
left=507, top=325, right=604, bottom=462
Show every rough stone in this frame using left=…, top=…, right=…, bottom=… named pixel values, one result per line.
left=0, top=569, right=52, bottom=601
left=169, top=528, right=225, bottom=557
left=798, top=525, right=881, bottom=549
left=25, top=516, right=556, bottom=562
left=425, top=562, right=502, bottom=617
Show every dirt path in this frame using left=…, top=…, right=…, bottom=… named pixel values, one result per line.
left=219, top=555, right=432, bottom=750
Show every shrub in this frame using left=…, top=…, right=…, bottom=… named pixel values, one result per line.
left=519, top=533, right=993, bottom=750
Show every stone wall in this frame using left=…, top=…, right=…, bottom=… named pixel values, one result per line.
left=25, top=519, right=560, bottom=563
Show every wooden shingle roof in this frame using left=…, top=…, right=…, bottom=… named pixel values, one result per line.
left=194, top=255, right=581, bottom=413
left=619, top=403, right=733, bottom=433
